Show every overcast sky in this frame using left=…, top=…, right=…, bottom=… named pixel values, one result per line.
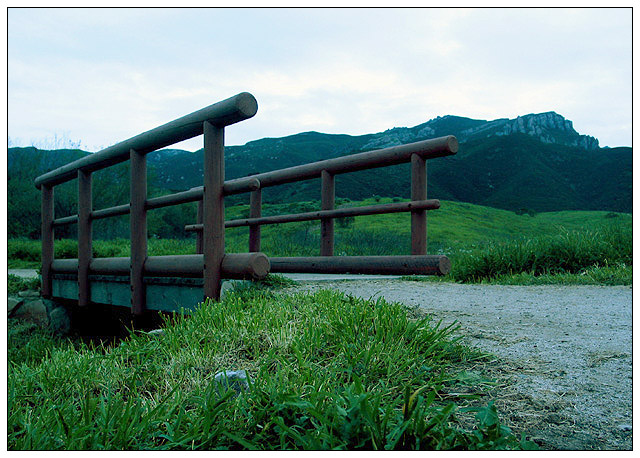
left=7, top=7, right=632, bottom=152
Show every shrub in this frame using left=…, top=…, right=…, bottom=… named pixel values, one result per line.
left=451, top=225, right=631, bottom=283
left=8, top=239, right=41, bottom=262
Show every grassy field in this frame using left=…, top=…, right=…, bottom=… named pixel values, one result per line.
left=7, top=285, right=537, bottom=450
left=227, top=197, right=633, bottom=259
left=8, top=199, right=628, bottom=450
left=8, top=198, right=632, bottom=285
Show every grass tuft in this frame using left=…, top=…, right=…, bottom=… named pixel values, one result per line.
left=8, top=274, right=41, bottom=295
left=449, top=225, right=631, bottom=284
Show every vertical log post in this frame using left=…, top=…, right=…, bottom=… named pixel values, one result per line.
left=77, top=169, right=92, bottom=307
left=130, top=148, right=147, bottom=315
left=249, top=189, right=262, bottom=252
left=203, top=121, right=225, bottom=301
left=195, top=199, right=203, bottom=254
left=320, top=170, right=335, bottom=256
left=411, top=153, right=427, bottom=255
left=40, top=185, right=54, bottom=298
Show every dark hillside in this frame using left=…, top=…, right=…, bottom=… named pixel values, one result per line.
left=8, top=111, right=631, bottom=239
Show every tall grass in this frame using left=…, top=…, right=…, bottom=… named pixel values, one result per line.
left=8, top=288, right=534, bottom=450
left=7, top=238, right=197, bottom=265
left=450, top=225, right=631, bottom=283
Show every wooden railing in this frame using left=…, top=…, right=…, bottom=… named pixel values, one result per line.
left=185, top=136, right=458, bottom=273
left=35, top=92, right=458, bottom=316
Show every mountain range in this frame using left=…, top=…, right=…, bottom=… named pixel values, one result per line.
left=144, top=111, right=629, bottom=212
left=8, top=110, right=632, bottom=239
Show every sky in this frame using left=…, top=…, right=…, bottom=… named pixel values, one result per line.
left=7, top=7, right=632, bottom=152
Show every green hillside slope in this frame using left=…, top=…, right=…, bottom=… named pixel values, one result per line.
left=8, top=111, right=631, bottom=240
left=223, top=198, right=632, bottom=257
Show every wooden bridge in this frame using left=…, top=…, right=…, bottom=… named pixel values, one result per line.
left=35, top=93, right=458, bottom=316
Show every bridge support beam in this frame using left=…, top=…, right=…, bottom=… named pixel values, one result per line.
left=195, top=199, right=203, bottom=254
left=77, top=169, right=92, bottom=307
left=203, top=121, right=225, bottom=301
left=411, top=153, right=427, bottom=255
left=249, top=189, right=262, bottom=252
left=270, top=255, right=450, bottom=276
left=321, top=170, right=335, bottom=256
left=130, top=148, right=147, bottom=315
left=51, top=252, right=270, bottom=280
left=41, top=185, right=54, bottom=298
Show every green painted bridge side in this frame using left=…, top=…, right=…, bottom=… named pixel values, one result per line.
left=51, top=274, right=207, bottom=313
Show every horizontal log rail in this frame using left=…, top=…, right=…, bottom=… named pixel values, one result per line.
left=53, top=203, right=132, bottom=227
left=270, top=255, right=451, bottom=276
left=51, top=252, right=270, bottom=280
left=223, top=135, right=458, bottom=194
left=48, top=137, right=456, bottom=228
left=34, top=92, right=258, bottom=188
left=183, top=199, right=441, bottom=232
left=145, top=188, right=203, bottom=210
left=52, top=214, right=79, bottom=227
left=92, top=203, right=131, bottom=220
left=51, top=178, right=263, bottom=227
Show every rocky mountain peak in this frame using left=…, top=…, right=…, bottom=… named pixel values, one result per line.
left=517, top=111, right=573, bottom=131
left=492, top=112, right=599, bottom=150
left=362, top=111, right=599, bottom=151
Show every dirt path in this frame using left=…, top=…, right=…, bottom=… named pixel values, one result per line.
left=8, top=269, right=39, bottom=279
left=291, top=280, right=632, bottom=450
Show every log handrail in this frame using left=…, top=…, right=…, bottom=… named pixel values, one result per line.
left=51, top=253, right=270, bottom=279
left=50, top=177, right=263, bottom=227
left=223, top=136, right=457, bottom=194
left=34, top=93, right=258, bottom=188
left=183, top=199, right=441, bottom=231
left=37, top=93, right=259, bottom=313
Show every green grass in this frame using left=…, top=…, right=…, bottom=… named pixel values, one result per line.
left=252, top=273, right=298, bottom=288
left=8, top=274, right=41, bottom=295
left=338, top=198, right=632, bottom=253
left=403, top=264, right=632, bottom=286
left=448, top=224, right=631, bottom=283
left=482, top=264, right=632, bottom=286
left=8, top=288, right=536, bottom=450
left=401, top=224, right=632, bottom=285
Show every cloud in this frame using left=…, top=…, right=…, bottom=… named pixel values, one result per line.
left=8, top=8, right=632, bottom=151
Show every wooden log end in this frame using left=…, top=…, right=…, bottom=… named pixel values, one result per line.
left=247, top=177, right=261, bottom=191
left=249, top=252, right=270, bottom=280
left=236, top=92, right=258, bottom=118
left=221, top=252, right=271, bottom=280
left=447, top=136, right=459, bottom=154
left=438, top=256, right=451, bottom=275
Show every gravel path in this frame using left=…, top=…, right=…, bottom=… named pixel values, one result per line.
left=8, top=269, right=39, bottom=279
left=292, top=280, right=632, bottom=450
